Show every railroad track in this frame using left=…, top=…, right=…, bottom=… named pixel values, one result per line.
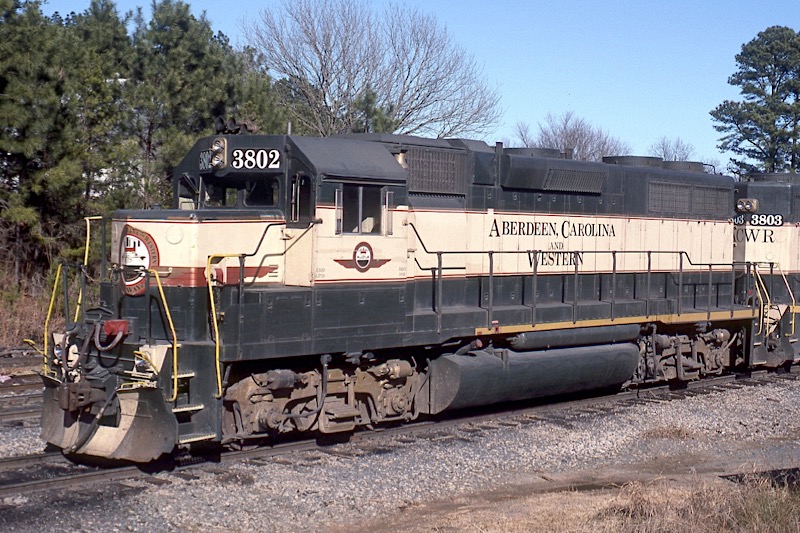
left=0, top=374, right=43, bottom=423
left=0, top=368, right=791, bottom=499
left=0, top=351, right=42, bottom=375
left=0, top=452, right=65, bottom=472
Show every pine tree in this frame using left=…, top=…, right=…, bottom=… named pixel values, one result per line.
left=0, top=0, right=286, bottom=280
left=126, top=0, right=243, bottom=207
left=711, top=26, right=800, bottom=175
left=0, top=1, right=86, bottom=276
left=63, top=0, right=132, bottom=213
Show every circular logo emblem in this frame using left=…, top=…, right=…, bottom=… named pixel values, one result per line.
left=353, top=242, right=373, bottom=273
left=120, top=227, right=160, bottom=295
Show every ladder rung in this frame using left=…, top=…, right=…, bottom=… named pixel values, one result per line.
left=178, top=432, right=216, bottom=444
left=176, top=372, right=196, bottom=379
left=173, top=403, right=204, bottom=413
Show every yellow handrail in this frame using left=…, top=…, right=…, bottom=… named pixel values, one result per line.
left=41, top=263, right=64, bottom=372
left=752, top=266, right=768, bottom=336
left=73, top=216, right=103, bottom=323
left=147, top=269, right=179, bottom=402
left=133, top=350, right=159, bottom=377
left=206, top=254, right=243, bottom=399
left=204, top=221, right=310, bottom=400
left=777, top=266, right=796, bottom=336
left=29, top=217, right=101, bottom=375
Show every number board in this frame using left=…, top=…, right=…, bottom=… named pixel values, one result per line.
left=231, top=148, right=281, bottom=170
left=750, top=214, right=783, bottom=226
left=199, top=149, right=213, bottom=172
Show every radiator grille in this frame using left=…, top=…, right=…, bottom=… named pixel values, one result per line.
left=406, top=148, right=467, bottom=195
left=649, top=181, right=691, bottom=214
left=649, top=181, right=731, bottom=217
left=543, top=168, right=606, bottom=193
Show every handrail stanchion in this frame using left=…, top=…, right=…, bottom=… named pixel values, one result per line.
left=145, top=271, right=152, bottom=346
left=488, top=251, right=494, bottom=329
left=61, top=265, right=71, bottom=329
left=531, top=250, right=538, bottom=326
left=148, top=269, right=180, bottom=403
left=42, top=263, right=64, bottom=372
left=572, top=252, right=579, bottom=323
left=206, top=221, right=289, bottom=400
left=778, top=266, right=796, bottom=336
left=707, top=263, right=713, bottom=320
left=752, top=265, right=768, bottom=336
left=611, top=251, right=617, bottom=320
left=437, top=253, right=443, bottom=334
left=678, top=253, right=684, bottom=316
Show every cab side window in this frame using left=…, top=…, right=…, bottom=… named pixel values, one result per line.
left=289, top=174, right=313, bottom=226
left=337, top=184, right=382, bottom=235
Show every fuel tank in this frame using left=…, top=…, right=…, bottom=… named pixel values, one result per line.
left=420, top=343, right=640, bottom=415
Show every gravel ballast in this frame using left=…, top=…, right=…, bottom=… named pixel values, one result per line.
left=2, top=377, right=800, bottom=532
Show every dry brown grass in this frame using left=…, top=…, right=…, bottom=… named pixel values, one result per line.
left=597, top=477, right=800, bottom=533
left=355, top=477, right=800, bottom=533
left=0, top=264, right=70, bottom=349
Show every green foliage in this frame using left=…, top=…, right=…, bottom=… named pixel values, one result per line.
left=63, top=0, right=132, bottom=214
left=234, top=47, right=289, bottom=134
left=126, top=1, right=239, bottom=206
left=711, top=26, right=800, bottom=175
left=352, top=88, right=399, bottom=134
left=0, top=0, right=85, bottom=275
left=0, top=0, right=283, bottom=284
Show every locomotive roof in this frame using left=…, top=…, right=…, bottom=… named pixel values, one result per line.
left=335, top=132, right=468, bottom=150
left=289, top=136, right=408, bottom=184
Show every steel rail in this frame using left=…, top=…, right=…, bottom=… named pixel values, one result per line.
left=0, top=368, right=789, bottom=499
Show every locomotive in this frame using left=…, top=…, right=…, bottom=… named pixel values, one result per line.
left=38, top=129, right=800, bottom=463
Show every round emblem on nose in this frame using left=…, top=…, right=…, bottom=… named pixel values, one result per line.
left=120, top=226, right=160, bottom=295
left=353, top=242, right=373, bottom=272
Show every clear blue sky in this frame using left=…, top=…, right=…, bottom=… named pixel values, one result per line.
left=44, top=0, right=800, bottom=165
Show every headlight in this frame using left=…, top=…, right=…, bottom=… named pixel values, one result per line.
left=736, top=198, right=759, bottom=213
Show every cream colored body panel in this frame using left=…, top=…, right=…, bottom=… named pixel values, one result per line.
left=313, top=206, right=410, bottom=283
left=734, top=222, right=796, bottom=270
left=112, top=211, right=734, bottom=288
left=112, top=219, right=286, bottom=285
left=407, top=211, right=732, bottom=278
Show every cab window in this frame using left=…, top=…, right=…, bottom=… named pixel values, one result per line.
left=288, top=173, right=314, bottom=226
left=205, top=183, right=238, bottom=207
left=336, top=184, right=382, bottom=235
left=244, top=179, right=279, bottom=207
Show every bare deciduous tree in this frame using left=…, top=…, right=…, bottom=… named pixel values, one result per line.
left=244, top=0, right=501, bottom=138
left=648, top=136, right=696, bottom=161
left=703, top=157, right=723, bottom=174
left=513, top=121, right=535, bottom=148
left=514, top=111, right=630, bottom=161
